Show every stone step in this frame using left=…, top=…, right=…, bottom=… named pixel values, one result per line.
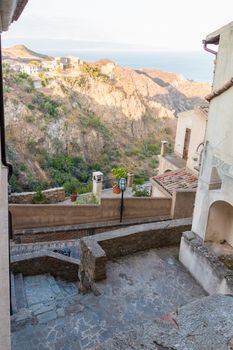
left=14, top=273, right=28, bottom=311
left=55, top=277, right=79, bottom=297
left=23, top=274, right=69, bottom=306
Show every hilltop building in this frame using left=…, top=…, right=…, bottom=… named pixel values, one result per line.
left=20, top=63, right=43, bottom=75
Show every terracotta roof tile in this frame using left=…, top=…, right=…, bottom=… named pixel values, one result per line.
left=153, top=168, right=198, bottom=195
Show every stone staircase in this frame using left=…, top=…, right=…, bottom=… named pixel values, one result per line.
left=11, top=272, right=79, bottom=318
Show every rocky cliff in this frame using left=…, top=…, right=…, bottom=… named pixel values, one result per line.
left=3, top=47, right=210, bottom=191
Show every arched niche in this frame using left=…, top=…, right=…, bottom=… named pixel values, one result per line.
left=205, top=200, right=233, bottom=246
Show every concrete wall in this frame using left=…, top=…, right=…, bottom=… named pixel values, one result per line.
left=171, top=190, right=196, bottom=219
left=0, top=165, right=11, bottom=350
left=174, top=110, right=207, bottom=174
left=9, top=187, right=65, bottom=204
left=10, top=197, right=172, bottom=231
left=179, top=232, right=233, bottom=295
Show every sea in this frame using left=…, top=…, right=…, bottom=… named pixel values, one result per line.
left=44, top=50, right=214, bottom=83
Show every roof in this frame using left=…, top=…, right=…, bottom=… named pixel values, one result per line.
left=206, top=21, right=233, bottom=45
left=177, top=105, right=209, bottom=120
left=152, top=168, right=198, bottom=195
left=0, top=0, right=28, bottom=32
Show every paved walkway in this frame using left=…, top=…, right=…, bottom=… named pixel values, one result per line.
left=11, top=246, right=206, bottom=350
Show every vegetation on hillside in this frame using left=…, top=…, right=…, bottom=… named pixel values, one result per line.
left=3, top=55, right=207, bottom=194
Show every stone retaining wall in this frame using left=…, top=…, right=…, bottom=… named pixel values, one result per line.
left=10, top=197, right=172, bottom=230
left=80, top=218, right=192, bottom=282
left=9, top=187, right=65, bottom=204
left=11, top=251, right=80, bottom=282
left=13, top=217, right=170, bottom=244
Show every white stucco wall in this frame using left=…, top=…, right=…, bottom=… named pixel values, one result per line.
left=174, top=110, right=207, bottom=174
left=192, top=23, right=233, bottom=242
left=0, top=164, right=11, bottom=350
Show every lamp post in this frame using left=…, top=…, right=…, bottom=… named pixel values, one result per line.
left=119, top=177, right=127, bottom=222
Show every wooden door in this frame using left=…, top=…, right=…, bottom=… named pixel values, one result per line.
left=183, top=128, right=191, bottom=160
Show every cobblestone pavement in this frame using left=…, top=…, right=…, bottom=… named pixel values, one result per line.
left=11, top=246, right=206, bottom=350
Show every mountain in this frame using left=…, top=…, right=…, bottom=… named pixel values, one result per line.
left=3, top=47, right=210, bottom=192
left=2, top=45, right=52, bottom=61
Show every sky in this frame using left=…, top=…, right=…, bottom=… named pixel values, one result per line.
left=2, top=0, right=233, bottom=52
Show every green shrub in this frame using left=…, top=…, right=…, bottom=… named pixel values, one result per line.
left=149, top=159, right=159, bottom=169
left=9, top=174, right=22, bottom=193
left=111, top=167, right=127, bottom=180
left=78, top=181, right=93, bottom=194
left=19, top=163, right=27, bottom=172
left=133, top=171, right=149, bottom=185
left=63, top=178, right=80, bottom=195
left=80, top=114, right=111, bottom=139
left=80, top=62, right=108, bottom=81
left=32, top=188, right=47, bottom=204
left=38, top=72, right=49, bottom=87
left=17, top=72, right=30, bottom=79
left=32, top=93, right=61, bottom=119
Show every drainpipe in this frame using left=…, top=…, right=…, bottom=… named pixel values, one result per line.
left=0, top=37, right=13, bottom=178
left=202, top=40, right=218, bottom=56
left=0, top=35, right=13, bottom=315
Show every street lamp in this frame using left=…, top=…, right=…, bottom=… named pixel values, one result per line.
left=119, top=177, right=127, bottom=222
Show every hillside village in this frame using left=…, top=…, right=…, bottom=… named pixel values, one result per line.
left=1, top=2, right=233, bottom=350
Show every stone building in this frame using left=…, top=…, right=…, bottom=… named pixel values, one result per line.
left=180, top=21, right=233, bottom=294
left=158, top=106, right=208, bottom=175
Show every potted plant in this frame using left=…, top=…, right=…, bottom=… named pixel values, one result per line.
left=64, top=178, right=79, bottom=202
left=111, top=167, right=127, bottom=194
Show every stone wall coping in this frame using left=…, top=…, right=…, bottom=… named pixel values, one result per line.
left=84, top=217, right=192, bottom=244
left=10, top=187, right=64, bottom=196
left=11, top=250, right=80, bottom=265
left=11, top=238, right=80, bottom=251
left=9, top=196, right=171, bottom=207
left=14, top=215, right=171, bottom=236
left=82, top=238, right=106, bottom=259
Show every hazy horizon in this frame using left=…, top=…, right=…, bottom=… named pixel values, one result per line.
left=2, top=0, right=233, bottom=52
